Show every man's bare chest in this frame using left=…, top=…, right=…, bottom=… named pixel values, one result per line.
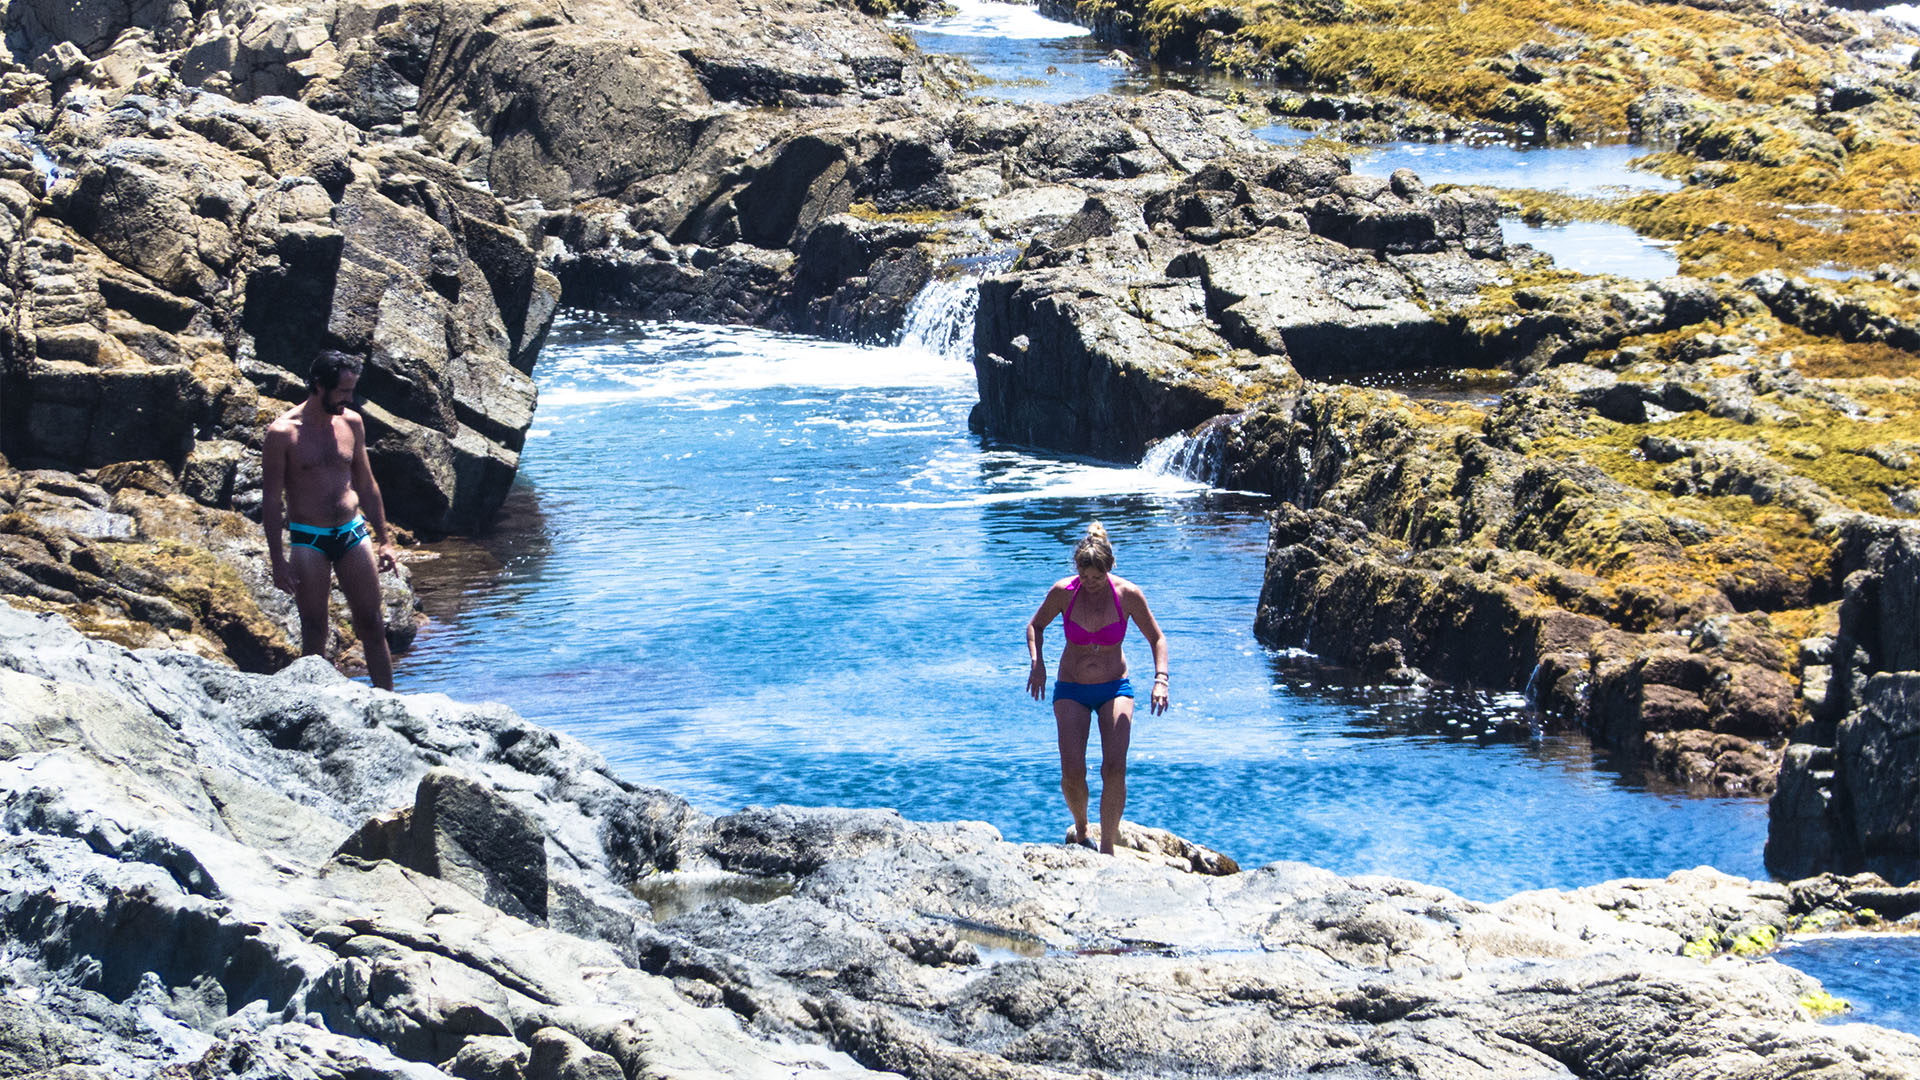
left=289, top=422, right=353, bottom=472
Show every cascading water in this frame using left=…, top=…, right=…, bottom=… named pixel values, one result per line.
left=897, top=276, right=982, bottom=363
left=1140, top=414, right=1234, bottom=486
left=896, top=253, right=1015, bottom=364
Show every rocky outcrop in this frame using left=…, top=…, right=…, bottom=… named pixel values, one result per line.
left=2, top=88, right=558, bottom=536
left=2, top=600, right=1918, bottom=1079
left=1768, top=518, right=1920, bottom=884
left=548, top=92, right=1276, bottom=342
left=0, top=0, right=581, bottom=671
left=1745, top=270, right=1920, bottom=354
left=0, top=456, right=416, bottom=673
left=1236, top=329, right=1870, bottom=794
left=970, top=151, right=1509, bottom=456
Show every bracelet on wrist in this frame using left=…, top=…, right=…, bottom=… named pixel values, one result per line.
left=1154, top=672, right=1169, bottom=681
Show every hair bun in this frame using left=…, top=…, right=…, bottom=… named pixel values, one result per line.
left=1073, top=521, right=1115, bottom=571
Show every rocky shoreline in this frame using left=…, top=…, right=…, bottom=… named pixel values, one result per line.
left=6, top=601, right=1920, bottom=1079
left=1, top=0, right=1919, bottom=1067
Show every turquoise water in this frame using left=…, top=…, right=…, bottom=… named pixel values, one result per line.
left=1776, top=935, right=1920, bottom=1036
left=897, top=0, right=1150, bottom=104
left=396, top=316, right=1770, bottom=901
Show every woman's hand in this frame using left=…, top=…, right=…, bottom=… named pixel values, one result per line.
left=1149, top=677, right=1169, bottom=716
left=1026, top=659, right=1046, bottom=701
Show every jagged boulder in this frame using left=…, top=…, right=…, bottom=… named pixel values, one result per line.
left=1769, top=518, right=1920, bottom=883
left=338, top=768, right=550, bottom=922
left=4, top=86, right=558, bottom=538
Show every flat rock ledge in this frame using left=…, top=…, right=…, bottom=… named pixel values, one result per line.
left=2, top=600, right=1918, bottom=1080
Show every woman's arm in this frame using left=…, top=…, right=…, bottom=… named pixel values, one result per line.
left=1126, top=584, right=1170, bottom=715
left=1026, top=585, right=1067, bottom=700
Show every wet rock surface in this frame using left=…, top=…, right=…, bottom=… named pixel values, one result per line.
left=3, top=600, right=1919, bottom=1080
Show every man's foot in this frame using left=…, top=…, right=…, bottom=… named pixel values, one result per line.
left=1064, top=824, right=1096, bottom=850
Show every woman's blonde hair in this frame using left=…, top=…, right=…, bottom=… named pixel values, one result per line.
left=1074, top=521, right=1114, bottom=571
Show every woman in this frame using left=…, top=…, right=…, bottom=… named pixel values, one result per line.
left=1025, top=522, right=1169, bottom=855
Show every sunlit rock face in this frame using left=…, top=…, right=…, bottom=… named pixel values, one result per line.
left=2, top=602, right=1918, bottom=1078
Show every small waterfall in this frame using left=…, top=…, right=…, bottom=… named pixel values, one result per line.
left=897, top=252, right=1015, bottom=364
left=1141, top=414, right=1235, bottom=485
left=898, top=275, right=981, bottom=364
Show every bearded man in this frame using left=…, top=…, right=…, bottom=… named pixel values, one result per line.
left=262, top=351, right=400, bottom=689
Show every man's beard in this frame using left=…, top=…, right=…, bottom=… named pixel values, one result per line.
left=325, top=398, right=348, bottom=414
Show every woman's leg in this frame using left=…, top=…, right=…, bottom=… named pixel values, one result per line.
left=1094, top=697, right=1135, bottom=855
left=1054, top=699, right=1094, bottom=844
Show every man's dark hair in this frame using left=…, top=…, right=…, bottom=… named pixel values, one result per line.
left=308, top=350, right=365, bottom=393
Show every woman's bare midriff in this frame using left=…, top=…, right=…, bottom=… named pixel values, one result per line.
left=1058, top=642, right=1127, bottom=685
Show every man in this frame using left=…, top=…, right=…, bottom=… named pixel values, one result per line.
left=262, top=351, right=401, bottom=689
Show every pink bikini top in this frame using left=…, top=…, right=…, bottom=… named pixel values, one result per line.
left=1063, top=578, right=1128, bottom=647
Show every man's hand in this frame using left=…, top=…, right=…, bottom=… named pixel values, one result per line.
left=272, top=561, right=300, bottom=596
left=376, top=541, right=400, bottom=573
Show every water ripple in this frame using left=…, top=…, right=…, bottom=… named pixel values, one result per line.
left=398, top=318, right=1768, bottom=902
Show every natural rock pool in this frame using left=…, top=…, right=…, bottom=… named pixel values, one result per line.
left=909, top=1, right=1685, bottom=279
left=397, top=312, right=1771, bottom=903
left=897, top=0, right=1151, bottom=103
left=1777, top=934, right=1920, bottom=1034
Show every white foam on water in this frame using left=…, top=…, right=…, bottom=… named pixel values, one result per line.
left=540, top=322, right=974, bottom=408
left=1880, top=3, right=1920, bottom=29
left=889, top=449, right=1212, bottom=509
left=897, top=0, right=1091, bottom=39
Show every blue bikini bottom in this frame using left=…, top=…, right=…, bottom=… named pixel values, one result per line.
left=1052, top=678, right=1135, bottom=709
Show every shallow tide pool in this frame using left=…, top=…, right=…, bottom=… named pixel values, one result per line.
left=396, top=316, right=1770, bottom=903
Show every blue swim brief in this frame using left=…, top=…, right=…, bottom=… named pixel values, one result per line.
left=289, top=514, right=371, bottom=563
left=1052, top=677, right=1135, bottom=709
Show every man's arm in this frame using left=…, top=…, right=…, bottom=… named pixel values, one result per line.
left=261, top=424, right=297, bottom=594
left=346, top=413, right=398, bottom=571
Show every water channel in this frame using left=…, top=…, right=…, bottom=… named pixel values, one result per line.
left=400, top=309, right=1769, bottom=904
left=905, top=0, right=1683, bottom=279
left=399, top=1, right=1912, bottom=1031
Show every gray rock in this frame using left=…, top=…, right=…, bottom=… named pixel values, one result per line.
left=408, top=767, right=550, bottom=922
left=525, top=1027, right=622, bottom=1080
left=443, top=1034, right=531, bottom=1080
left=1189, top=231, right=1456, bottom=373
left=2, top=604, right=1919, bottom=1079
left=335, top=767, right=557, bottom=924
left=974, top=228, right=1297, bottom=461
left=1769, top=519, right=1920, bottom=883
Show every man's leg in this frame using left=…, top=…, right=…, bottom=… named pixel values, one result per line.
left=1094, top=697, right=1134, bottom=856
left=333, top=539, right=392, bottom=690
left=289, top=545, right=333, bottom=657
left=1054, top=699, right=1094, bottom=845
